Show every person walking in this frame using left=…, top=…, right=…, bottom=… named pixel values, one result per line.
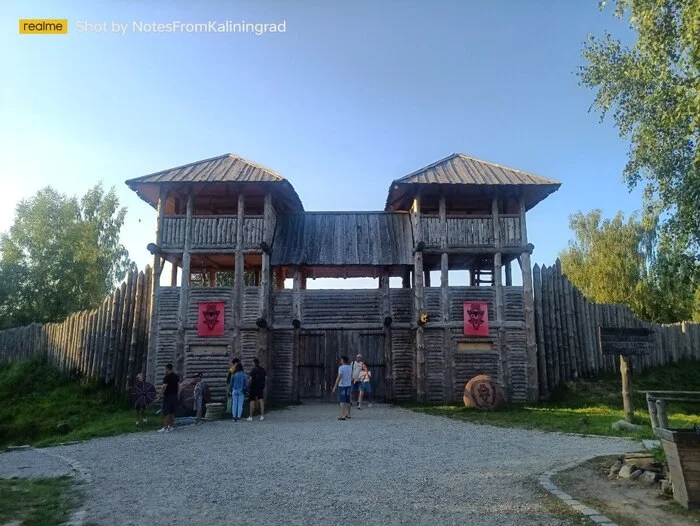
left=230, top=362, right=247, bottom=422
left=193, top=372, right=205, bottom=425
left=158, top=363, right=179, bottom=433
left=357, top=362, right=372, bottom=409
left=350, top=354, right=364, bottom=406
left=247, top=358, right=266, bottom=421
left=331, top=355, right=353, bottom=420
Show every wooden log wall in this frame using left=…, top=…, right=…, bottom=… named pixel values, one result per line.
left=0, top=266, right=153, bottom=395
left=420, top=216, right=523, bottom=247
left=533, top=261, right=700, bottom=396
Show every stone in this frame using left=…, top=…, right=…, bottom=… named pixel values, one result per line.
left=640, top=471, right=659, bottom=484
left=623, top=453, right=656, bottom=470
left=611, top=419, right=642, bottom=432
left=629, top=469, right=644, bottom=480
left=618, top=465, right=635, bottom=479
left=608, top=460, right=623, bottom=478
left=56, top=422, right=71, bottom=434
left=642, top=439, right=661, bottom=450
left=462, top=375, right=505, bottom=410
left=660, top=479, right=673, bottom=496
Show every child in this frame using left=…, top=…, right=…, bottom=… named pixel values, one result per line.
left=193, top=372, right=205, bottom=425
left=358, top=362, right=372, bottom=409
left=231, top=362, right=247, bottom=422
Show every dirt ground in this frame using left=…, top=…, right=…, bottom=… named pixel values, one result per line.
left=553, top=455, right=700, bottom=526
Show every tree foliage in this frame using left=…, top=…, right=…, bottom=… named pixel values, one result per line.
left=0, top=184, right=133, bottom=329
left=580, top=0, right=700, bottom=252
left=560, top=209, right=699, bottom=323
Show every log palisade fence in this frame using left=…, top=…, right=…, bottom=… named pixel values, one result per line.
left=0, top=266, right=153, bottom=395
left=534, top=261, right=700, bottom=398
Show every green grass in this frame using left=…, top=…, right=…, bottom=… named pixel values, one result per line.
left=0, top=476, right=81, bottom=526
left=0, top=357, right=160, bottom=449
left=408, top=359, right=700, bottom=439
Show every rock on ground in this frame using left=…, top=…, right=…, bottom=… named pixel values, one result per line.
left=0, top=404, right=639, bottom=526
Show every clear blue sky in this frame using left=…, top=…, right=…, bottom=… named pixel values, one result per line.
left=2, top=1, right=641, bottom=288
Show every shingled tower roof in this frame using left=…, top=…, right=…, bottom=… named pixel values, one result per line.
left=385, top=153, right=560, bottom=211
left=126, top=153, right=304, bottom=211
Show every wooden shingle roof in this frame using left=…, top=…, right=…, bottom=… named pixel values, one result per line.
left=386, top=153, right=560, bottom=211
left=126, top=154, right=304, bottom=210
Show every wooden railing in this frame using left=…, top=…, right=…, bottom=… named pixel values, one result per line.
left=160, top=215, right=264, bottom=249
left=420, top=215, right=522, bottom=247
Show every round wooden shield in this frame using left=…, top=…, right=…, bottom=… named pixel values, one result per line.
left=463, top=375, right=504, bottom=410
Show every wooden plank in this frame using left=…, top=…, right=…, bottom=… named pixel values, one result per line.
left=106, top=286, right=121, bottom=384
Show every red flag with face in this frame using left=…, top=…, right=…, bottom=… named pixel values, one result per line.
left=463, top=302, right=489, bottom=336
left=198, top=302, right=225, bottom=336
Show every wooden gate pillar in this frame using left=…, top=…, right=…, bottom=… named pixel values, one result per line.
left=233, top=193, right=245, bottom=358
left=439, top=194, right=453, bottom=402
left=411, top=192, right=426, bottom=402
left=493, top=196, right=508, bottom=401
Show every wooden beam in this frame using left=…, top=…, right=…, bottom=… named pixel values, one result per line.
left=260, top=193, right=273, bottom=323
left=520, top=195, right=538, bottom=402
left=170, top=260, right=178, bottom=287
left=411, top=193, right=426, bottom=402
left=233, top=193, right=245, bottom=357
left=402, top=268, right=411, bottom=288
left=176, top=188, right=193, bottom=377
left=426, top=245, right=533, bottom=256
left=146, top=186, right=167, bottom=384
left=505, top=260, right=512, bottom=286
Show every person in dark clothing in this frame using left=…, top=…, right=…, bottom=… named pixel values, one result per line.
left=247, top=358, right=267, bottom=421
left=158, top=363, right=179, bottom=433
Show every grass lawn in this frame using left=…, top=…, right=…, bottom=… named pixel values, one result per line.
left=0, top=358, right=161, bottom=449
left=0, top=476, right=81, bottom=526
left=408, top=360, right=700, bottom=439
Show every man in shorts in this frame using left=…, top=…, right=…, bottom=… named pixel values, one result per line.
left=247, top=358, right=266, bottom=421
left=332, top=355, right=353, bottom=420
left=158, top=363, right=179, bottom=433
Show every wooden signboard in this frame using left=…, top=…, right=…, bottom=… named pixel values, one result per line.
left=599, top=327, right=654, bottom=356
left=598, top=326, right=654, bottom=423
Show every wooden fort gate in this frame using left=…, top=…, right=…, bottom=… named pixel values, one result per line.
left=298, top=330, right=386, bottom=402
left=128, top=152, right=560, bottom=404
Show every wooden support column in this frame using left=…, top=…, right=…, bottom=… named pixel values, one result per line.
left=402, top=268, right=411, bottom=288
left=411, top=192, right=426, bottom=402
left=208, top=270, right=217, bottom=287
left=424, top=270, right=431, bottom=288
left=260, top=193, right=273, bottom=325
left=171, top=262, right=178, bottom=287
left=519, top=195, right=539, bottom=402
left=259, top=193, right=273, bottom=385
left=233, top=193, right=245, bottom=358
left=379, top=267, right=392, bottom=400
left=146, top=187, right=166, bottom=383
left=292, top=266, right=302, bottom=402
left=620, top=354, right=634, bottom=423
left=176, top=188, right=193, bottom=377
left=439, top=193, right=453, bottom=402
left=493, top=196, right=508, bottom=400
left=505, top=260, right=512, bottom=286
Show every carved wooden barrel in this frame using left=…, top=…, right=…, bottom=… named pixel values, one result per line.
left=463, top=374, right=505, bottom=411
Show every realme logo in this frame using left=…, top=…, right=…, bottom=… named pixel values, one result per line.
left=19, top=19, right=68, bottom=34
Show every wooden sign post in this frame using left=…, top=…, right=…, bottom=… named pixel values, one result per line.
left=599, top=327, right=654, bottom=423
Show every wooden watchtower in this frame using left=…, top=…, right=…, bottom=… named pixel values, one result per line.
left=127, top=152, right=559, bottom=403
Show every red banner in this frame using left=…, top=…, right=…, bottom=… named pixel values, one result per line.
left=463, top=302, right=489, bottom=336
left=198, top=302, right=225, bottom=336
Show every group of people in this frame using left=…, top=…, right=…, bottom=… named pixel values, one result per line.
left=226, top=357, right=267, bottom=422
left=332, top=353, right=373, bottom=420
left=136, top=352, right=373, bottom=429
left=133, top=357, right=267, bottom=433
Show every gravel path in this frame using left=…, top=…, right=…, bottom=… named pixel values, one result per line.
left=0, top=404, right=640, bottom=525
